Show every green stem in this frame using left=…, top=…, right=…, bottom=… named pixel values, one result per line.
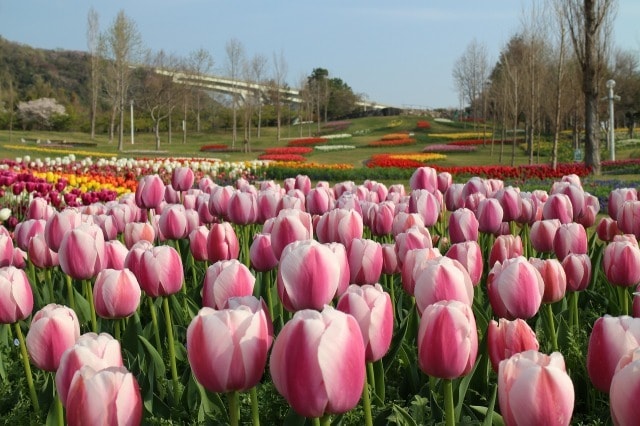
left=84, top=280, right=98, bottom=333
left=373, top=358, right=385, bottom=403
left=45, top=268, right=54, bottom=302
left=56, top=393, right=64, bottom=426
left=162, top=296, right=181, bottom=403
left=319, top=414, right=331, bottom=426
left=264, top=270, right=275, bottom=324
left=250, top=387, right=260, bottom=426
left=443, top=379, right=455, bottom=426
left=568, top=291, right=579, bottom=335
left=227, top=390, right=240, bottom=426
left=14, top=322, right=39, bottom=412
left=545, top=303, right=558, bottom=352
left=114, top=319, right=121, bottom=341
left=362, top=364, right=373, bottom=426
left=618, top=286, right=629, bottom=316
left=148, top=297, right=164, bottom=359
left=65, top=274, right=76, bottom=312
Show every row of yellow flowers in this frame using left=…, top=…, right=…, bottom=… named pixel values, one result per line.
left=3, top=144, right=116, bottom=158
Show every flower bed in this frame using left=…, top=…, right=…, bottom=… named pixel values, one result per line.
left=366, top=153, right=446, bottom=168
left=286, top=137, right=328, bottom=147
left=263, top=147, right=313, bottom=155
left=199, top=143, right=230, bottom=152
left=367, top=138, right=417, bottom=147
left=322, top=133, right=352, bottom=140
left=416, top=120, right=431, bottom=130
left=423, top=144, right=476, bottom=153
left=429, top=132, right=491, bottom=140
left=314, top=145, right=356, bottom=152
left=257, top=154, right=308, bottom=162
left=381, top=133, right=412, bottom=140
left=447, top=139, right=486, bottom=146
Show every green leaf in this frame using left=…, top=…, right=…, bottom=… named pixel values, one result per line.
left=282, top=407, right=307, bottom=426
left=138, top=335, right=166, bottom=379
left=389, top=404, right=418, bottom=426
left=73, top=287, right=91, bottom=326
left=481, top=383, right=499, bottom=426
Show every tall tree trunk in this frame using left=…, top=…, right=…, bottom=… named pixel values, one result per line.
left=118, top=98, right=124, bottom=151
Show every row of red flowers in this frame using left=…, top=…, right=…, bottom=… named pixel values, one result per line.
left=286, top=137, right=328, bottom=147
left=416, top=120, right=431, bottom=130
left=199, top=144, right=229, bottom=152
left=258, top=154, right=307, bottom=162
left=263, top=147, right=313, bottom=155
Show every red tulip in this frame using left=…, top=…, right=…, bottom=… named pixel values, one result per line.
left=26, top=303, right=80, bottom=371
left=417, top=300, right=478, bottom=379
left=270, top=209, right=313, bottom=259
left=58, top=223, right=106, bottom=280
left=476, top=198, right=503, bottom=234
left=171, top=166, right=195, bottom=192
left=587, top=315, right=640, bottom=392
left=603, top=240, right=640, bottom=287
left=414, top=257, right=474, bottom=313
left=206, top=222, right=240, bottom=262
left=55, top=332, right=124, bottom=406
left=498, top=350, right=574, bottom=426
left=561, top=253, right=592, bottom=292
left=529, top=257, right=567, bottom=304
left=137, top=245, right=183, bottom=297
left=489, top=235, right=523, bottom=268
left=66, top=366, right=142, bottom=426
left=123, top=222, right=155, bottom=249
left=337, top=284, right=393, bottom=362
left=448, top=208, right=479, bottom=244
left=93, top=269, right=141, bottom=319
left=552, top=222, right=587, bottom=261
left=487, top=257, right=544, bottom=320
left=0, top=266, right=33, bottom=323
left=135, top=174, right=165, bottom=210
left=277, top=240, right=340, bottom=311
left=445, top=241, right=483, bottom=286
left=269, top=306, right=365, bottom=418
left=158, top=204, right=189, bottom=240
left=28, top=234, right=59, bottom=268
left=202, top=260, right=255, bottom=309
left=187, top=298, right=272, bottom=393
left=347, top=238, right=383, bottom=285
left=487, top=318, right=539, bottom=372
left=530, top=219, right=561, bottom=254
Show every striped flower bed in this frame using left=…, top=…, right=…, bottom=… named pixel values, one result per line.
left=263, top=147, right=313, bottom=155
left=423, top=144, right=476, bottom=152
left=286, top=137, right=328, bottom=147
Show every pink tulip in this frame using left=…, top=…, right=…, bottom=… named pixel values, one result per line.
left=208, top=185, right=234, bottom=220
left=552, top=222, right=588, bottom=261
left=409, top=189, right=441, bottom=227
left=108, top=204, right=136, bottom=234
left=414, top=257, right=474, bottom=313
left=277, top=240, right=340, bottom=311
left=55, top=332, right=124, bottom=406
left=476, top=198, right=504, bottom=234
left=603, top=240, right=640, bottom=287
left=26, top=303, right=80, bottom=371
left=445, top=241, right=484, bottom=286
left=417, top=300, right=478, bottom=379
left=542, top=193, right=574, bottom=224
left=135, top=174, right=165, bottom=210
left=12, top=247, right=26, bottom=269
left=587, top=315, right=640, bottom=392
left=444, top=183, right=465, bottom=211
left=0, top=234, right=14, bottom=267
left=270, top=209, right=313, bottom=259
left=187, top=298, right=272, bottom=393
left=93, top=269, right=141, bottom=319
left=347, top=238, right=383, bottom=285
left=247, top=233, right=277, bottom=272
left=58, top=223, right=106, bottom=280
left=164, top=185, right=180, bottom=204
left=66, top=366, right=142, bottom=426
left=123, top=240, right=153, bottom=278
left=104, top=240, right=129, bottom=270
left=489, top=235, right=523, bottom=268
left=202, top=260, right=255, bottom=309
left=529, top=257, right=567, bottom=304
left=495, top=187, right=522, bottom=223
left=400, top=247, right=442, bottom=296
left=617, top=200, right=640, bottom=239
left=206, top=222, right=240, bottom=262
left=395, top=225, right=433, bottom=267
left=136, top=245, right=183, bottom=297
left=188, top=225, right=210, bottom=262
left=123, top=221, right=155, bottom=249
left=576, top=193, right=599, bottom=228
left=530, top=219, right=561, bottom=254
left=227, top=190, right=259, bottom=225
left=294, top=174, right=311, bottom=195
left=487, top=318, right=539, bottom=372
left=337, top=284, right=393, bottom=362
left=26, top=197, right=54, bottom=220
left=561, top=253, right=592, bottom=292
left=93, top=214, right=119, bottom=241
left=596, top=217, right=620, bottom=242
left=324, top=242, right=351, bottom=297
left=158, top=204, right=189, bottom=240
left=498, top=350, right=574, bottom=426
left=306, top=187, right=335, bottom=215
left=14, top=219, right=46, bottom=251
left=448, top=208, right=479, bottom=244
left=44, top=209, right=83, bottom=252
left=381, top=243, right=399, bottom=275
left=487, top=257, right=544, bottom=320
left=171, top=166, right=195, bottom=192
left=610, top=347, right=640, bottom=425
left=270, top=306, right=365, bottom=418
left=368, top=201, right=395, bottom=237
left=551, top=182, right=585, bottom=220
left=315, top=208, right=363, bottom=248
left=0, top=266, right=33, bottom=323
left=257, top=188, right=282, bottom=224
left=391, top=212, right=425, bottom=237
left=28, top=234, right=59, bottom=268
left=462, top=176, right=490, bottom=200
left=608, top=188, right=637, bottom=220
left=409, top=166, right=438, bottom=192
left=437, top=172, right=452, bottom=194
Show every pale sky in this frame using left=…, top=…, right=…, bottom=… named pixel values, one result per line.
left=1, top=0, right=639, bottom=109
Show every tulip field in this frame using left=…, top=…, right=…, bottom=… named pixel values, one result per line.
left=2, top=152, right=640, bottom=425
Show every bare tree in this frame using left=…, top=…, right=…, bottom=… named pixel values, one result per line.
left=87, top=8, right=100, bottom=140
left=611, top=49, right=640, bottom=138
left=250, top=54, right=268, bottom=139
left=549, top=0, right=570, bottom=169
left=186, top=48, right=214, bottom=133
left=452, top=39, right=489, bottom=128
left=563, top=0, right=617, bottom=174
left=225, top=38, right=245, bottom=149
left=101, top=10, right=144, bottom=151
left=272, top=49, right=288, bottom=141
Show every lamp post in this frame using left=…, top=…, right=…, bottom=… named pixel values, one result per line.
left=130, top=100, right=135, bottom=145
left=605, top=79, right=619, bottom=161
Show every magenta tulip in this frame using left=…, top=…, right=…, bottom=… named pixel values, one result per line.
left=135, top=174, right=165, bottom=210
left=58, top=223, right=106, bottom=280
left=487, top=257, right=544, bottom=320
left=337, top=283, right=393, bottom=362
left=487, top=318, right=539, bottom=372
left=562, top=253, right=592, bottom=292
left=93, top=269, right=141, bottom=319
left=587, top=315, right=640, bottom=392
left=417, top=300, right=478, bottom=379
left=270, top=306, right=365, bottom=418
left=202, top=260, right=255, bottom=309
left=498, top=350, right=574, bottom=426
left=171, top=166, right=195, bottom=192
left=187, top=299, right=272, bottom=393
left=26, top=303, right=80, bottom=371
left=414, top=257, right=474, bottom=313
left=409, top=166, right=438, bottom=192
left=0, top=266, right=33, bottom=323
left=489, top=235, right=523, bottom=268
left=270, top=209, right=313, bottom=259
left=552, top=222, right=588, bottom=261
left=136, top=245, right=183, bottom=297
left=445, top=241, right=483, bottom=286
left=347, top=238, right=383, bottom=285
left=603, top=240, right=640, bottom=287
left=277, top=240, right=340, bottom=311
left=476, top=198, right=504, bottom=234
left=206, top=221, right=240, bottom=262
left=66, top=365, right=142, bottom=426
left=530, top=219, right=561, bottom=254
left=56, top=332, right=124, bottom=406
